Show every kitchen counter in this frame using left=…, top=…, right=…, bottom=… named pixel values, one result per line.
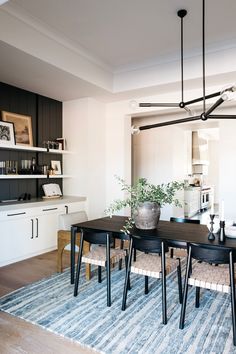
left=0, top=195, right=86, bottom=212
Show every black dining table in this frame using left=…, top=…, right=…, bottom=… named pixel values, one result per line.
left=70, top=215, right=236, bottom=284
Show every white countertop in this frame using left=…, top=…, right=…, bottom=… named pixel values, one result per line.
left=0, top=195, right=86, bottom=212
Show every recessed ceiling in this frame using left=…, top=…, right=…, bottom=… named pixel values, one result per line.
left=7, top=0, right=236, bottom=70
left=0, top=0, right=236, bottom=101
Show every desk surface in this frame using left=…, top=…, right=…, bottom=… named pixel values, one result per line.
left=72, top=215, right=236, bottom=250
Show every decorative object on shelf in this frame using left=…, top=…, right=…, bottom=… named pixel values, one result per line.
left=0, top=161, right=6, bottom=174
left=51, top=160, right=61, bottom=175
left=208, top=214, right=215, bottom=241
left=6, top=160, right=18, bottom=174
left=43, top=140, right=60, bottom=150
left=0, top=121, right=15, bottom=146
left=131, top=0, right=236, bottom=133
left=105, top=176, right=184, bottom=233
left=31, top=157, right=36, bottom=174
left=42, top=183, right=62, bottom=198
left=2, top=111, right=33, bottom=146
left=56, top=138, right=65, bottom=150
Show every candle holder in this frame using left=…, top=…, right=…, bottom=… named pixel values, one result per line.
left=218, top=220, right=226, bottom=243
left=208, top=214, right=216, bottom=240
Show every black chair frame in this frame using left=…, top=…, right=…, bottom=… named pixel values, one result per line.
left=74, top=230, right=117, bottom=307
left=122, top=235, right=183, bottom=325
left=169, top=217, right=200, bottom=258
left=179, top=243, right=236, bottom=346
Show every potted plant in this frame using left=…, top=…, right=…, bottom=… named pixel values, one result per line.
left=105, top=176, right=184, bottom=233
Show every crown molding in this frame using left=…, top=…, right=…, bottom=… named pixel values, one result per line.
left=2, top=2, right=113, bottom=73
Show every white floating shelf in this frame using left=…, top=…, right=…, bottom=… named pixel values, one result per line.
left=0, top=174, right=72, bottom=179
left=0, top=145, right=72, bottom=154
left=49, top=174, right=73, bottom=178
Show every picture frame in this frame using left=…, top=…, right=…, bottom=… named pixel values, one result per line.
left=51, top=160, right=62, bottom=175
left=2, top=111, right=33, bottom=146
left=56, top=137, right=65, bottom=150
left=0, top=121, right=15, bottom=146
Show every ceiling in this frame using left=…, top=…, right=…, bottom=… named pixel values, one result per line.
left=0, top=0, right=236, bottom=101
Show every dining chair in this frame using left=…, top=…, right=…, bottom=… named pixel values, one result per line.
left=179, top=243, right=236, bottom=346
left=122, top=234, right=183, bottom=324
left=74, top=230, right=126, bottom=307
left=169, top=217, right=200, bottom=258
left=57, top=211, right=91, bottom=279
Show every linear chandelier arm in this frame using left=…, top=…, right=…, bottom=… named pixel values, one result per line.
left=204, top=97, right=225, bottom=117
left=139, top=103, right=179, bottom=107
left=139, top=116, right=201, bottom=131
left=208, top=115, right=236, bottom=119
left=184, top=91, right=221, bottom=106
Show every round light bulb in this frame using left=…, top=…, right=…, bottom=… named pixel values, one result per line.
left=131, top=125, right=140, bottom=135
left=129, top=100, right=138, bottom=110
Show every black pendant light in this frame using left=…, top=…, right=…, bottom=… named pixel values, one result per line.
left=133, top=0, right=236, bottom=133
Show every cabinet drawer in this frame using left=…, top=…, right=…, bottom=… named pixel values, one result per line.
left=0, top=209, right=33, bottom=221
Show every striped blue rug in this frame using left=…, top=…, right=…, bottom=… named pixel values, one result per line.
left=0, top=266, right=235, bottom=354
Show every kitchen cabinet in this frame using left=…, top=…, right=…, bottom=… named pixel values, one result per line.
left=184, top=187, right=201, bottom=217
left=0, top=197, right=86, bottom=266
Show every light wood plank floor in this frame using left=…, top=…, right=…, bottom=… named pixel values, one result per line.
left=0, top=251, right=94, bottom=354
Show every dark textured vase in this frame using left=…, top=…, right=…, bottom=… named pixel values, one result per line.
left=133, top=202, right=161, bottom=230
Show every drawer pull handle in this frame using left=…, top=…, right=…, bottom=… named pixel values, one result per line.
left=42, top=208, right=58, bottom=212
left=36, top=218, right=39, bottom=238
left=7, top=212, right=26, bottom=217
left=31, top=219, right=34, bottom=239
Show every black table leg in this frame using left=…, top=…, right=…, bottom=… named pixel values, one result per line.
left=106, top=233, right=111, bottom=307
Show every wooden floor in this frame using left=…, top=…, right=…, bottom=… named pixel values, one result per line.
left=0, top=251, right=94, bottom=354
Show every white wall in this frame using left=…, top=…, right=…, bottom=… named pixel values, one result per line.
left=62, top=91, right=236, bottom=224
left=207, top=139, right=219, bottom=203
left=63, top=97, right=106, bottom=219
left=132, top=115, right=187, bottom=220
left=219, top=116, right=236, bottom=220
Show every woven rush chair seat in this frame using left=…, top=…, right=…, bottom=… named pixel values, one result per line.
left=168, top=248, right=187, bottom=259
left=188, top=262, right=231, bottom=293
left=82, top=246, right=126, bottom=266
left=74, top=231, right=127, bottom=307
left=179, top=242, right=236, bottom=346
left=131, top=253, right=180, bottom=278
left=122, top=235, right=183, bottom=325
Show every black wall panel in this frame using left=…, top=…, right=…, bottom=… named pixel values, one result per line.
left=0, top=82, right=63, bottom=201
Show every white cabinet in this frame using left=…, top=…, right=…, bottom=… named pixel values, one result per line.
left=184, top=188, right=201, bottom=217
left=64, top=201, right=86, bottom=214
left=0, top=198, right=86, bottom=266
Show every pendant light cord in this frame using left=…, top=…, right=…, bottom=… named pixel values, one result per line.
left=202, top=0, right=206, bottom=112
left=181, top=16, right=184, bottom=103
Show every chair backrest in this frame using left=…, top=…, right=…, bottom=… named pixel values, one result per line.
left=82, top=231, right=112, bottom=245
left=59, top=211, right=88, bottom=230
left=170, top=217, right=200, bottom=224
left=168, top=217, right=200, bottom=249
left=131, top=234, right=168, bottom=254
left=190, top=243, right=236, bottom=264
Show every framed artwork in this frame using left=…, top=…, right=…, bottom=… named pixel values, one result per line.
left=51, top=160, right=62, bottom=175
left=0, top=121, right=15, bottom=146
left=2, top=111, right=33, bottom=146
